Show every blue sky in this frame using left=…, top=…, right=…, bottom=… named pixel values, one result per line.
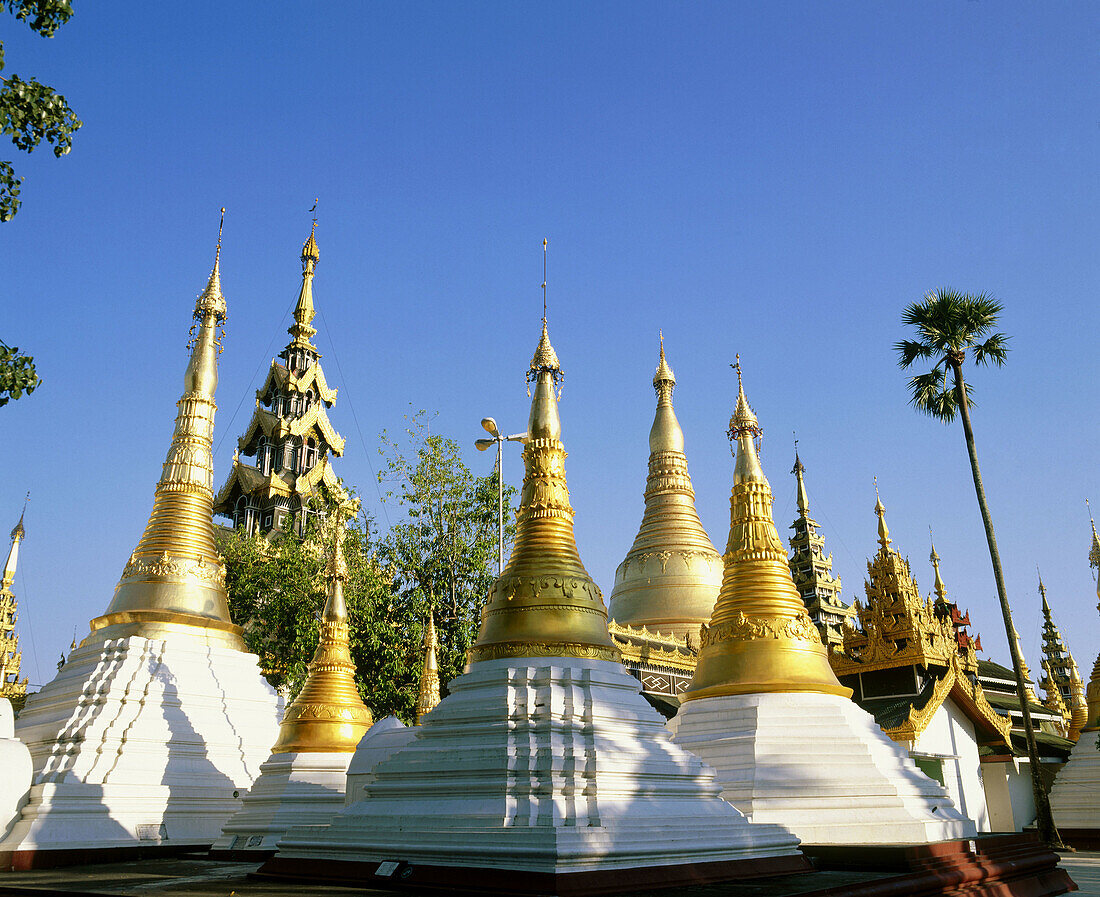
left=2, top=3, right=1098, bottom=688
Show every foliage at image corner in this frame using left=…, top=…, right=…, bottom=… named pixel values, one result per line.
left=216, top=413, right=517, bottom=726
left=0, top=339, right=39, bottom=406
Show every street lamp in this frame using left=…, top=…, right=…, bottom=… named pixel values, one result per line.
left=475, top=417, right=526, bottom=576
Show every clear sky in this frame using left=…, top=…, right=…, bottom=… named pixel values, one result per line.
left=2, top=2, right=1097, bottom=689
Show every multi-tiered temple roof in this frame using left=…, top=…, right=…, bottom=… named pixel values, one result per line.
left=786, top=451, right=854, bottom=648
left=214, top=224, right=347, bottom=535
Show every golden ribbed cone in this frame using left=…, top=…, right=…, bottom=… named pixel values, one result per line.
left=415, top=610, right=441, bottom=723
left=289, top=223, right=319, bottom=345
left=608, top=339, right=722, bottom=641
left=468, top=323, right=618, bottom=664
left=89, top=230, right=243, bottom=649
left=1068, top=658, right=1088, bottom=742
left=272, top=528, right=372, bottom=753
left=682, top=370, right=849, bottom=702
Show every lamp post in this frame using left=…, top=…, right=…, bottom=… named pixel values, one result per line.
left=475, top=417, right=526, bottom=576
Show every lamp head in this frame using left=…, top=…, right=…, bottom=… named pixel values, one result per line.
left=481, top=417, right=500, bottom=437
left=475, top=438, right=496, bottom=451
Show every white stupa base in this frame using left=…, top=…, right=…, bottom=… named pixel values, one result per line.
left=1050, top=728, right=1100, bottom=839
left=343, top=716, right=416, bottom=808
left=261, top=658, right=803, bottom=888
left=211, top=751, right=351, bottom=856
left=0, top=632, right=282, bottom=867
left=668, top=692, right=977, bottom=845
left=0, top=699, right=32, bottom=842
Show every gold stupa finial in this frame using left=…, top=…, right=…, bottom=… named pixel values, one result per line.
left=792, top=437, right=810, bottom=518
left=415, top=609, right=441, bottom=724
left=653, top=330, right=676, bottom=392
left=527, top=239, right=563, bottom=399
left=1089, top=500, right=1100, bottom=575
left=1011, top=624, right=1039, bottom=706
left=88, top=214, right=242, bottom=648
left=929, top=534, right=947, bottom=603
left=468, top=285, right=618, bottom=666
left=271, top=520, right=372, bottom=753
left=1067, top=656, right=1088, bottom=741
left=2, top=498, right=27, bottom=593
left=682, top=363, right=849, bottom=701
left=873, top=478, right=891, bottom=550
left=649, top=334, right=683, bottom=453
left=289, top=210, right=320, bottom=346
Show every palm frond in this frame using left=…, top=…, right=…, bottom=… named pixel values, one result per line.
left=973, top=331, right=1010, bottom=367
left=894, top=339, right=936, bottom=369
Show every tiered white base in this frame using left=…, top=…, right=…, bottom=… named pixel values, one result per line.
left=270, top=658, right=800, bottom=875
left=1050, top=729, right=1100, bottom=832
left=343, top=716, right=415, bottom=808
left=0, top=632, right=282, bottom=861
left=0, top=699, right=32, bottom=841
left=211, top=751, right=351, bottom=855
left=668, top=692, right=976, bottom=844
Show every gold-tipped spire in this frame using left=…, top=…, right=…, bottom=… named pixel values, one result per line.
left=1086, top=502, right=1100, bottom=732
left=682, top=363, right=850, bottom=701
left=468, top=281, right=618, bottom=665
left=89, top=212, right=242, bottom=648
left=1011, top=625, right=1039, bottom=706
left=271, top=521, right=372, bottom=753
left=792, top=441, right=810, bottom=518
left=288, top=214, right=319, bottom=346
left=415, top=610, right=441, bottom=723
left=1042, top=659, right=1069, bottom=733
left=930, top=538, right=947, bottom=604
left=873, top=479, right=891, bottom=550
left=2, top=503, right=25, bottom=592
left=608, top=337, right=722, bottom=641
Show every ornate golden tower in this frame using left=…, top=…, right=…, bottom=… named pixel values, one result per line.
left=271, top=524, right=372, bottom=753
left=1067, top=658, right=1088, bottom=742
left=415, top=610, right=441, bottom=723
left=607, top=335, right=722, bottom=643
left=1037, top=573, right=1079, bottom=726
left=213, top=221, right=348, bottom=536
left=786, top=450, right=853, bottom=648
left=87, top=216, right=246, bottom=650
left=681, top=362, right=849, bottom=701
left=467, top=318, right=619, bottom=665
left=0, top=509, right=28, bottom=708
left=1010, top=624, right=1040, bottom=707
left=1087, top=513, right=1100, bottom=731
left=1042, top=659, right=1069, bottom=736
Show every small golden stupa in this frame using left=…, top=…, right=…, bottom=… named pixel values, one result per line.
left=608, top=335, right=723, bottom=642
left=271, top=522, right=372, bottom=753
left=681, top=361, right=849, bottom=701
left=1067, top=658, right=1088, bottom=742
left=88, top=218, right=244, bottom=650
left=415, top=610, right=441, bottom=723
left=466, top=317, right=619, bottom=664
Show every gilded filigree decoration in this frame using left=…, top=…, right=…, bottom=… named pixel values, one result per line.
left=121, top=551, right=226, bottom=587
left=700, top=611, right=820, bottom=648
left=468, top=641, right=620, bottom=664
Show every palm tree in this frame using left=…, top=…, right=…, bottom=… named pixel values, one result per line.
left=896, top=288, right=1060, bottom=847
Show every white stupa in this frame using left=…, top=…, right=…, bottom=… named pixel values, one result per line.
left=258, top=318, right=806, bottom=892
left=0, top=223, right=282, bottom=869
left=668, top=365, right=975, bottom=845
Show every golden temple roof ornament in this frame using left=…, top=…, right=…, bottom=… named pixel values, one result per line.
left=415, top=609, right=441, bottom=724
left=88, top=210, right=245, bottom=649
left=1082, top=502, right=1100, bottom=733
left=682, top=362, right=850, bottom=701
left=1042, top=658, right=1069, bottom=733
left=1011, top=624, right=1040, bottom=706
left=468, top=281, right=618, bottom=665
left=873, top=479, right=891, bottom=550
left=607, top=336, right=723, bottom=641
left=1067, top=657, right=1088, bottom=742
left=271, top=520, right=373, bottom=753
left=0, top=502, right=28, bottom=708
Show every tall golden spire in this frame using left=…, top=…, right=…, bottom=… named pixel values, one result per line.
left=1086, top=504, right=1100, bottom=731
left=682, top=361, right=850, bottom=701
left=271, top=521, right=372, bottom=753
left=288, top=217, right=320, bottom=347
left=1042, top=659, right=1069, bottom=733
left=608, top=335, right=722, bottom=641
left=468, top=266, right=618, bottom=664
left=0, top=502, right=28, bottom=707
left=929, top=540, right=948, bottom=604
left=792, top=447, right=809, bottom=518
left=1011, top=624, right=1039, bottom=706
left=873, top=480, right=891, bottom=551
left=415, top=610, right=441, bottom=724
left=1, top=506, right=25, bottom=593
left=89, top=210, right=243, bottom=648
left=1067, top=657, right=1088, bottom=742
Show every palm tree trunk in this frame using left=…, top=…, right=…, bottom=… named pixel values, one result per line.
left=949, top=359, right=1061, bottom=847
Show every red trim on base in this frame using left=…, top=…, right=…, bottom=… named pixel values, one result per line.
left=0, top=842, right=209, bottom=873
left=256, top=852, right=813, bottom=896
left=801, top=833, right=1075, bottom=897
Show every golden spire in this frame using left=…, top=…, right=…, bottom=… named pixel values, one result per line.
left=1042, top=659, right=1069, bottom=733
left=288, top=212, right=320, bottom=347
left=607, top=336, right=722, bottom=641
left=271, top=521, right=372, bottom=753
left=1011, top=624, right=1039, bottom=706
left=682, top=363, right=850, bottom=701
left=1067, top=657, right=1088, bottom=742
left=415, top=609, right=441, bottom=724
left=1, top=503, right=25, bottom=593
left=1085, top=502, right=1100, bottom=731
left=792, top=441, right=809, bottom=518
left=468, top=266, right=618, bottom=665
left=89, top=211, right=243, bottom=648
left=929, top=539, right=947, bottom=604
left=873, top=479, right=891, bottom=550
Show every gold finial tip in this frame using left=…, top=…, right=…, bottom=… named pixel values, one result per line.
left=653, top=334, right=675, bottom=389
left=727, top=357, right=760, bottom=440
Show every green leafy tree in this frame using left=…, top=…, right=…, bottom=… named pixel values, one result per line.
left=0, top=339, right=38, bottom=405
left=1, top=0, right=83, bottom=222
left=377, top=410, right=517, bottom=711
left=895, top=288, right=1060, bottom=846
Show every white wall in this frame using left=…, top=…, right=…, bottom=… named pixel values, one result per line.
left=913, top=697, right=990, bottom=832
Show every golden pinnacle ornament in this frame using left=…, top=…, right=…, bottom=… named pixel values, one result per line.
left=467, top=314, right=619, bottom=665
left=415, top=610, right=441, bottom=723
left=89, top=211, right=245, bottom=649
left=1086, top=510, right=1100, bottom=731
left=271, top=522, right=373, bottom=753
left=681, top=360, right=849, bottom=701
